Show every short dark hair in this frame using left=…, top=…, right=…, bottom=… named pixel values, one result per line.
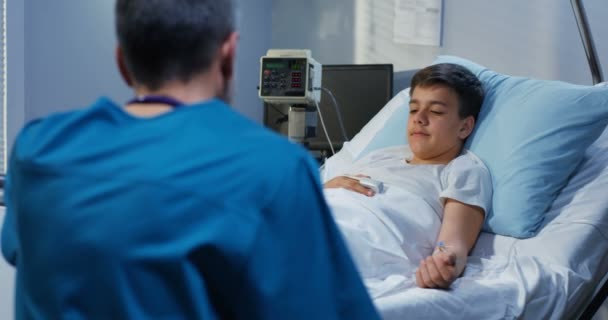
left=115, top=0, right=236, bottom=90
left=410, top=63, right=484, bottom=121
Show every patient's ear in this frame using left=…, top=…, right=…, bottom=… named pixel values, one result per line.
left=458, top=116, right=475, bottom=140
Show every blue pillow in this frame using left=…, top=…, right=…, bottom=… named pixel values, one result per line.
left=434, top=55, right=608, bottom=238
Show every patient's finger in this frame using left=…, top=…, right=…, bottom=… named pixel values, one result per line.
left=342, top=178, right=375, bottom=196
left=343, top=176, right=375, bottom=196
left=433, top=254, right=457, bottom=285
left=323, top=176, right=349, bottom=189
left=416, top=262, right=429, bottom=288
left=343, top=177, right=374, bottom=197
left=425, top=256, right=450, bottom=288
left=418, top=259, right=439, bottom=288
left=350, top=184, right=375, bottom=197
left=324, top=177, right=358, bottom=190
left=415, top=268, right=426, bottom=288
left=323, top=176, right=375, bottom=196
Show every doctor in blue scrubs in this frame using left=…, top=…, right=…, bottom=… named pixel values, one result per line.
left=0, top=0, right=379, bottom=318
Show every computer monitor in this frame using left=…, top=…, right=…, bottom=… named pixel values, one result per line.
left=264, top=64, right=394, bottom=152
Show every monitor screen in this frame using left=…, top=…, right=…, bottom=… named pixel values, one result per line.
left=264, top=64, right=394, bottom=151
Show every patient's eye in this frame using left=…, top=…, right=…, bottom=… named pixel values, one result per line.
left=409, top=109, right=418, bottom=114
left=431, top=110, right=444, bottom=115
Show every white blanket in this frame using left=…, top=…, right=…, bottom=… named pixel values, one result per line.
left=323, top=146, right=491, bottom=301
left=324, top=186, right=440, bottom=299
left=376, top=223, right=607, bottom=319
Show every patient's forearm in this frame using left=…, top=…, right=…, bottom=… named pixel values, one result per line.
left=415, top=199, right=485, bottom=289
left=436, top=199, right=485, bottom=271
left=438, top=199, right=484, bottom=248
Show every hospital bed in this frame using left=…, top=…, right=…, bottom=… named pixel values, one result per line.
left=320, top=53, right=608, bottom=319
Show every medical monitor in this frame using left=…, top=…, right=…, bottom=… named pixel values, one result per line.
left=263, top=64, right=394, bottom=152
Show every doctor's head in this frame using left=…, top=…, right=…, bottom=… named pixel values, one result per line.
left=115, top=0, right=238, bottom=103
left=407, top=63, right=484, bottom=164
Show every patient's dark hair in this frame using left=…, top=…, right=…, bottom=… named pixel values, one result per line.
left=115, top=0, right=235, bottom=90
left=410, top=63, right=484, bottom=121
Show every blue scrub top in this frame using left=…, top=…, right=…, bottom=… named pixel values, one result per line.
left=1, top=98, right=379, bottom=319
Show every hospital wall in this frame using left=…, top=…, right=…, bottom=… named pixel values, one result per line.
left=272, top=0, right=608, bottom=86
left=10, top=0, right=608, bottom=133
left=17, top=0, right=272, bottom=131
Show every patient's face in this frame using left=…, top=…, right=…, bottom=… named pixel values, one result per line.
left=407, top=84, right=472, bottom=164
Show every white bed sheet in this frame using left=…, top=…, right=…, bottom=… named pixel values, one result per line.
left=375, top=127, right=608, bottom=319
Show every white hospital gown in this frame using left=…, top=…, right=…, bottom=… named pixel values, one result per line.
left=323, top=146, right=492, bottom=299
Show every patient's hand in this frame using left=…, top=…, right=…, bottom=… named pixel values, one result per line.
left=415, top=249, right=467, bottom=289
left=323, top=175, right=375, bottom=197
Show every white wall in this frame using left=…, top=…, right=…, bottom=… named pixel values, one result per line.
left=272, top=0, right=355, bottom=65
left=440, top=0, right=606, bottom=84
left=7, top=0, right=24, bottom=157
left=233, top=0, right=273, bottom=121
left=20, top=0, right=273, bottom=124
left=25, top=1, right=131, bottom=121
left=21, top=0, right=608, bottom=135
left=272, top=0, right=607, bottom=85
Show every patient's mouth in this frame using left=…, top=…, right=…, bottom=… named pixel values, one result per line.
left=411, top=131, right=429, bottom=137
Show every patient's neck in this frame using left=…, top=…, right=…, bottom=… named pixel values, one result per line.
left=407, top=144, right=463, bottom=165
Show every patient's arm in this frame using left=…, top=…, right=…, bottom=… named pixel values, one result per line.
left=415, top=198, right=484, bottom=289
left=323, top=175, right=375, bottom=197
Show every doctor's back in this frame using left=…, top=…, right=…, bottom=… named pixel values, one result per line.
left=0, top=0, right=379, bottom=319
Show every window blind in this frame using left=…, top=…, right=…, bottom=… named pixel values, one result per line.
left=0, top=0, right=6, bottom=174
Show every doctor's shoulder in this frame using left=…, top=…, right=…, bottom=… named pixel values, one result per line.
left=10, top=107, right=94, bottom=161
left=234, top=124, right=319, bottom=174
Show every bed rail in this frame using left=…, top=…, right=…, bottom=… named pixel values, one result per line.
left=570, top=0, right=604, bottom=84
left=580, top=276, right=608, bottom=319
left=573, top=1, right=606, bottom=317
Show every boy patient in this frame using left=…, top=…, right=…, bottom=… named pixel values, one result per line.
left=323, top=63, right=491, bottom=297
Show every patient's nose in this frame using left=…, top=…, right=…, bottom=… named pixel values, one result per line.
left=413, top=111, right=428, bottom=125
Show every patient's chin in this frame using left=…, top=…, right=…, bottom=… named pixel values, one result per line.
left=408, top=148, right=437, bottom=164
left=408, top=143, right=427, bottom=157
left=407, top=136, right=429, bottom=149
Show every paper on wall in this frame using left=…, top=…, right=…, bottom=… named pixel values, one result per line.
left=393, top=0, right=442, bottom=46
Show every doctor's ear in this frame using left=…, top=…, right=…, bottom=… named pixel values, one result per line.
left=219, top=32, right=239, bottom=81
left=458, top=116, right=475, bottom=139
left=116, top=46, right=133, bottom=87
